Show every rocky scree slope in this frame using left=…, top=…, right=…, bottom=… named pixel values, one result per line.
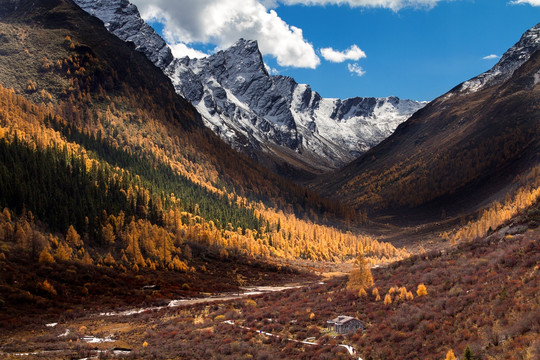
left=73, top=0, right=425, bottom=176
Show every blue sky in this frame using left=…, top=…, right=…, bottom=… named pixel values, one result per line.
left=134, top=0, right=540, bottom=101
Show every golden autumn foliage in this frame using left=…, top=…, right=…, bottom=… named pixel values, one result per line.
left=398, top=286, right=408, bottom=301
left=101, top=223, right=115, bottom=245
left=372, top=287, right=381, bottom=301
left=38, top=248, right=55, bottom=264
left=81, top=251, right=93, bottom=265
left=103, top=252, right=116, bottom=266
left=39, top=279, right=57, bottom=296
left=406, top=291, right=414, bottom=301
left=55, top=242, right=72, bottom=262
left=445, top=169, right=540, bottom=244
left=417, top=283, right=428, bottom=297
left=66, top=225, right=82, bottom=248
left=0, top=82, right=407, bottom=267
left=245, top=299, right=257, bottom=307
left=253, top=207, right=408, bottom=262
left=347, top=254, right=374, bottom=294
left=26, top=80, right=37, bottom=92
left=444, top=349, right=456, bottom=360
left=169, top=256, right=188, bottom=272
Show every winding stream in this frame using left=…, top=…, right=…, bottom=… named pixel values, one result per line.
left=98, top=283, right=307, bottom=317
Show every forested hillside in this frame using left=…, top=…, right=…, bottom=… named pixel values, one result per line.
left=0, top=1, right=538, bottom=359
left=0, top=0, right=410, bottom=324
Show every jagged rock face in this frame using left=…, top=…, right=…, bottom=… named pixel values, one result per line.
left=167, top=41, right=299, bottom=157
left=73, top=0, right=425, bottom=173
left=73, top=0, right=173, bottom=69
left=167, top=38, right=425, bottom=171
left=457, top=23, right=540, bottom=94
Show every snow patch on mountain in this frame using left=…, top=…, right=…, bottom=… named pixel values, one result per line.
left=166, top=39, right=425, bottom=170
left=458, top=23, right=540, bottom=94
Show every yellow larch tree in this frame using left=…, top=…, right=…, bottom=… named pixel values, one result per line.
left=444, top=349, right=456, bottom=360
left=38, top=248, right=55, bottom=264
left=347, top=254, right=374, bottom=294
left=417, top=283, right=428, bottom=297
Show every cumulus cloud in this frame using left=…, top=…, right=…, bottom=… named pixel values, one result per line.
left=509, top=0, right=540, bottom=5
left=170, top=43, right=209, bottom=59
left=264, top=63, right=280, bottom=75
left=130, top=0, right=320, bottom=68
left=278, top=0, right=447, bottom=11
left=320, top=45, right=366, bottom=63
left=482, top=54, right=500, bottom=60
left=348, top=63, right=366, bottom=76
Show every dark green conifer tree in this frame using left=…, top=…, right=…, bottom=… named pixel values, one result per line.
left=463, top=345, right=475, bottom=360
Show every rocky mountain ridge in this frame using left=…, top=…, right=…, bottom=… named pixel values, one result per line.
left=456, top=23, right=540, bottom=94
left=72, top=0, right=173, bottom=69
left=73, top=0, right=425, bottom=175
left=167, top=39, right=425, bottom=173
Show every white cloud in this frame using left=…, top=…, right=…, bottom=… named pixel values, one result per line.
left=264, top=63, right=280, bottom=75
left=320, top=45, right=366, bottom=63
left=509, top=0, right=540, bottom=5
left=348, top=63, right=366, bottom=76
left=169, top=43, right=209, bottom=59
left=130, top=0, right=320, bottom=69
left=482, top=54, right=500, bottom=60
left=278, top=0, right=447, bottom=11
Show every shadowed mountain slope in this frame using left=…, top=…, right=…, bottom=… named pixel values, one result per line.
left=316, top=24, right=540, bottom=224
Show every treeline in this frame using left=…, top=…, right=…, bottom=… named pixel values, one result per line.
left=48, top=31, right=361, bottom=226
left=0, top=83, right=404, bottom=265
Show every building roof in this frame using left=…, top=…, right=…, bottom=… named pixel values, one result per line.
left=327, top=315, right=359, bottom=325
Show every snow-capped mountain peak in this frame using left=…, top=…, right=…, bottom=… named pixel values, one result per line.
left=165, top=40, right=425, bottom=171
left=73, top=0, right=425, bottom=174
left=458, top=23, right=540, bottom=94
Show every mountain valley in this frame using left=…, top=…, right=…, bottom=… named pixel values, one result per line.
left=0, top=0, right=537, bottom=359
left=73, top=0, right=425, bottom=177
